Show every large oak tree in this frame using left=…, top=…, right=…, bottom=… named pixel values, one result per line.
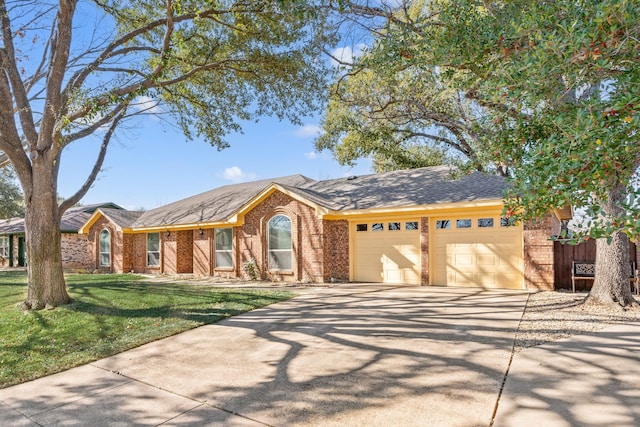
left=331, top=0, right=639, bottom=307
left=0, top=0, right=336, bottom=309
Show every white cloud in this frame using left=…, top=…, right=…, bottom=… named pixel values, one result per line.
left=304, top=151, right=319, bottom=159
left=294, top=124, right=322, bottom=138
left=133, top=95, right=163, bottom=115
left=221, top=166, right=257, bottom=183
left=330, top=44, right=366, bottom=67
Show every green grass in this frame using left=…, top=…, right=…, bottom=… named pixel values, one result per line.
left=0, top=271, right=292, bottom=389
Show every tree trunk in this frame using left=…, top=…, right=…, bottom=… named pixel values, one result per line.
left=585, top=183, right=638, bottom=309
left=21, top=162, right=71, bottom=310
left=586, top=232, right=636, bottom=308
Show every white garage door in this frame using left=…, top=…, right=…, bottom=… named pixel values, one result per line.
left=431, top=216, right=523, bottom=289
left=352, top=219, right=421, bottom=284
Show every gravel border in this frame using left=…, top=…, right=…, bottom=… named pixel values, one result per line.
left=515, top=291, right=640, bottom=349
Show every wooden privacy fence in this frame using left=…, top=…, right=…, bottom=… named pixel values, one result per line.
left=554, top=239, right=638, bottom=291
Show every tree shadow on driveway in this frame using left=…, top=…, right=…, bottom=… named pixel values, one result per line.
left=12, top=285, right=637, bottom=426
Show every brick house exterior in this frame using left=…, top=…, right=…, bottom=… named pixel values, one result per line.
left=0, top=203, right=123, bottom=270
left=76, top=167, right=561, bottom=290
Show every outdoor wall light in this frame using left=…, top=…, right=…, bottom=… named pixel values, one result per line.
left=165, top=231, right=171, bottom=238
left=199, top=229, right=204, bottom=236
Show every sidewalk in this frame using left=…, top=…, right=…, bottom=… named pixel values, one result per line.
left=493, top=322, right=640, bottom=426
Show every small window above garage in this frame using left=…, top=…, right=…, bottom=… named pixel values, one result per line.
left=456, top=219, right=472, bottom=228
left=478, top=218, right=494, bottom=228
left=436, top=220, right=451, bottom=229
left=406, top=221, right=419, bottom=231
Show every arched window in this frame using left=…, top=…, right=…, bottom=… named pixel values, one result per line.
left=99, top=229, right=111, bottom=267
left=268, top=215, right=292, bottom=270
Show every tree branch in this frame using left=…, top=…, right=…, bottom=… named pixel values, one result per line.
left=59, top=110, right=125, bottom=214
left=0, top=0, right=39, bottom=146
left=38, top=0, right=77, bottom=153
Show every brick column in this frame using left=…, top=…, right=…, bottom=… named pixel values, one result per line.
left=523, top=215, right=558, bottom=291
left=421, top=217, right=429, bottom=286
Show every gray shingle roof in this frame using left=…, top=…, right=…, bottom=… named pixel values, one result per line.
left=107, top=167, right=507, bottom=229
left=0, top=217, right=25, bottom=234
left=0, top=202, right=122, bottom=235
left=60, top=203, right=122, bottom=232
left=2, top=168, right=508, bottom=234
left=290, top=165, right=508, bottom=211
left=99, top=208, right=144, bottom=229
left=131, top=175, right=315, bottom=228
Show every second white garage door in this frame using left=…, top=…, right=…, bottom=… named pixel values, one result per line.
left=430, top=215, right=524, bottom=289
left=352, top=219, right=421, bottom=284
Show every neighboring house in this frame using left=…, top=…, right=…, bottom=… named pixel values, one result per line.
left=0, top=203, right=123, bottom=269
left=79, top=166, right=562, bottom=290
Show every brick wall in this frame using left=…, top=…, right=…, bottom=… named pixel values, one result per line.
left=60, top=233, right=93, bottom=270
left=122, top=233, right=134, bottom=273
left=129, top=233, right=160, bottom=274
left=176, top=230, right=193, bottom=274
left=85, top=217, right=124, bottom=272
left=420, top=217, right=429, bottom=286
left=193, top=229, right=213, bottom=277
left=163, top=232, right=177, bottom=275
left=322, top=219, right=349, bottom=281
left=239, top=191, right=324, bottom=282
left=523, top=214, right=558, bottom=290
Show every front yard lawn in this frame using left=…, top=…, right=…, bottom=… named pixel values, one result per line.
left=0, top=271, right=292, bottom=389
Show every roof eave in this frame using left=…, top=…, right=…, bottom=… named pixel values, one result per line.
left=321, top=199, right=506, bottom=219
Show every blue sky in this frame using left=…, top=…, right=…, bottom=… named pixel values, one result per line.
left=43, top=4, right=375, bottom=212
left=57, top=113, right=373, bottom=211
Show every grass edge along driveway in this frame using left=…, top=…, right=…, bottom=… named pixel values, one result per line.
left=0, top=272, right=293, bottom=389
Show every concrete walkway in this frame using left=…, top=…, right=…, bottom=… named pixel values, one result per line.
left=1, top=284, right=639, bottom=426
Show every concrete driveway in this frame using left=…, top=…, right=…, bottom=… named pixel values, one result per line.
left=0, top=284, right=529, bottom=426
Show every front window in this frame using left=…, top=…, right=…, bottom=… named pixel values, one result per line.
left=268, top=215, right=292, bottom=270
left=147, top=233, right=160, bottom=267
left=0, top=236, right=8, bottom=258
left=99, top=229, right=111, bottom=267
left=215, top=228, right=233, bottom=268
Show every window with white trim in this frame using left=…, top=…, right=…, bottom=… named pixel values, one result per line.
left=147, top=233, right=160, bottom=267
left=215, top=228, right=233, bottom=268
left=0, top=236, right=9, bottom=258
left=99, top=229, right=111, bottom=267
left=268, top=215, right=292, bottom=270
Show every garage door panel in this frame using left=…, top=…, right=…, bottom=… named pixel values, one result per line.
left=353, top=220, right=421, bottom=285
left=431, top=216, right=523, bottom=289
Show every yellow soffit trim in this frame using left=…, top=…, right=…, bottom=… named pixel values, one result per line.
left=234, top=183, right=330, bottom=220
left=124, top=220, right=240, bottom=234
left=77, top=209, right=104, bottom=234
left=553, top=205, right=573, bottom=221
left=322, top=200, right=505, bottom=220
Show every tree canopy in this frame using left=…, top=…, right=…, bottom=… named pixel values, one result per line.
left=0, top=0, right=338, bottom=309
left=334, top=0, right=640, bottom=306
left=317, top=1, right=511, bottom=175
left=0, top=166, right=24, bottom=218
